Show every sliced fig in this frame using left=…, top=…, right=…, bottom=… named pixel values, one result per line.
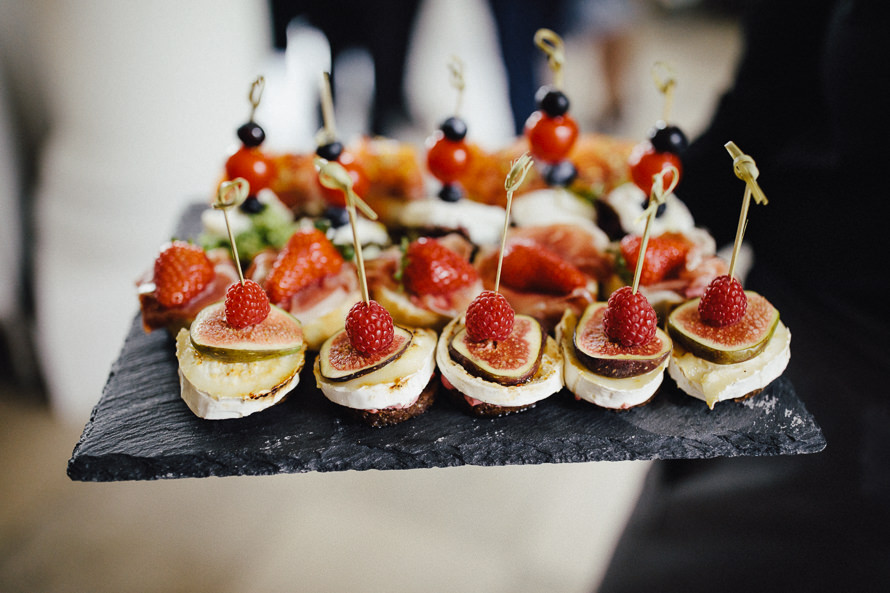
left=573, top=303, right=671, bottom=378
left=448, top=315, right=545, bottom=386
left=318, top=325, right=412, bottom=382
left=666, top=291, right=779, bottom=364
left=190, top=302, right=304, bottom=362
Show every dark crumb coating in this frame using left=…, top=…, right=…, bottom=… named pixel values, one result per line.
left=443, top=385, right=537, bottom=418
left=341, top=376, right=439, bottom=428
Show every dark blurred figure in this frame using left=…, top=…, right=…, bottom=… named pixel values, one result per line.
left=487, top=0, right=563, bottom=136
left=562, top=0, right=637, bottom=132
left=488, top=0, right=637, bottom=136
left=270, top=0, right=421, bottom=136
left=599, top=1, right=890, bottom=591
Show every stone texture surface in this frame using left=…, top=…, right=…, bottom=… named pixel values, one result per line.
left=67, top=205, right=825, bottom=482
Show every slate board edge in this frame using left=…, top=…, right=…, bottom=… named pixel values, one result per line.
left=67, top=429, right=827, bottom=482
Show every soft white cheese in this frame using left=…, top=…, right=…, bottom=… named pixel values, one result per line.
left=175, top=329, right=304, bottom=420
left=668, top=322, right=791, bottom=409
left=435, top=317, right=564, bottom=408
left=314, top=328, right=437, bottom=410
left=179, top=368, right=300, bottom=420
left=603, top=182, right=695, bottom=236
left=327, top=216, right=390, bottom=248
left=510, top=189, right=600, bottom=234
left=398, top=198, right=506, bottom=246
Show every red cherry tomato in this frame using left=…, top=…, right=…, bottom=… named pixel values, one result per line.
left=524, top=110, right=579, bottom=162
left=426, top=131, right=470, bottom=183
left=225, top=146, right=276, bottom=194
left=317, top=150, right=369, bottom=208
left=628, top=142, right=682, bottom=196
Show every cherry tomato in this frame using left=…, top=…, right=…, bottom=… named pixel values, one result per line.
left=628, top=142, right=682, bottom=196
left=524, top=110, right=578, bottom=162
left=317, top=150, right=369, bottom=208
left=426, top=131, right=470, bottom=184
left=225, top=146, right=276, bottom=194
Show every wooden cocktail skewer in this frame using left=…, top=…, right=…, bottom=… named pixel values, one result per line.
left=247, top=76, right=264, bottom=123
left=724, top=141, right=768, bottom=280
left=317, top=71, right=337, bottom=146
left=632, top=165, right=680, bottom=294
left=494, top=152, right=534, bottom=294
left=652, top=61, right=676, bottom=124
left=315, top=158, right=378, bottom=303
left=447, top=55, right=466, bottom=117
left=534, top=28, right=566, bottom=90
left=213, top=177, right=250, bottom=283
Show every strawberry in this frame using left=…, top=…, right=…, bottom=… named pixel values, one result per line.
left=225, top=279, right=270, bottom=329
left=500, top=242, right=586, bottom=295
left=603, top=286, right=657, bottom=347
left=465, top=290, right=515, bottom=341
left=265, top=229, right=344, bottom=305
left=346, top=300, right=394, bottom=354
left=619, top=232, right=691, bottom=286
left=698, top=275, right=747, bottom=327
left=153, top=241, right=215, bottom=308
left=402, top=237, right=477, bottom=296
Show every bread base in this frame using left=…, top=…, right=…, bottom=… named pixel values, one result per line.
left=338, top=376, right=438, bottom=428
left=442, top=386, right=537, bottom=417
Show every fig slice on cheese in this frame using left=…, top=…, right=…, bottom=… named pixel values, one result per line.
left=573, top=302, right=672, bottom=378
left=449, top=314, right=545, bottom=386
left=666, top=291, right=779, bottom=364
left=190, top=302, right=304, bottom=362
left=318, top=326, right=412, bottom=382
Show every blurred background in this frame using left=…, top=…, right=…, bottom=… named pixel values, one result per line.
left=0, top=1, right=742, bottom=591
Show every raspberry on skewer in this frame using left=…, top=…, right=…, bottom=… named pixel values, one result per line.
left=314, top=160, right=439, bottom=427
left=214, top=178, right=272, bottom=329
left=665, top=143, right=790, bottom=409
left=436, top=152, right=565, bottom=416
left=463, top=153, right=533, bottom=341
left=173, top=179, right=306, bottom=420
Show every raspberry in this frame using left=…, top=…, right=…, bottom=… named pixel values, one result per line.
left=699, top=275, right=747, bottom=327
left=500, top=242, right=587, bottom=295
left=265, top=229, right=344, bottom=305
left=465, top=290, right=515, bottom=341
left=225, top=279, right=270, bottom=329
left=603, top=286, right=657, bottom=347
left=619, top=232, right=691, bottom=286
left=153, top=241, right=215, bottom=308
left=345, top=300, right=394, bottom=354
left=402, top=237, right=477, bottom=296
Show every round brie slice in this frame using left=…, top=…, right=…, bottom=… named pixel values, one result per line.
left=668, top=322, right=791, bottom=409
left=556, top=311, right=667, bottom=410
left=435, top=316, right=564, bottom=408
left=314, top=328, right=437, bottom=410
left=510, top=189, right=600, bottom=234
left=398, top=198, right=506, bottom=246
left=603, top=182, right=695, bottom=236
left=175, top=329, right=305, bottom=420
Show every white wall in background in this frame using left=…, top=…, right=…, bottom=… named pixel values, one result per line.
left=7, top=1, right=271, bottom=424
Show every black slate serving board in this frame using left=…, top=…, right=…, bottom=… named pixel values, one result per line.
left=67, top=204, right=825, bottom=482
